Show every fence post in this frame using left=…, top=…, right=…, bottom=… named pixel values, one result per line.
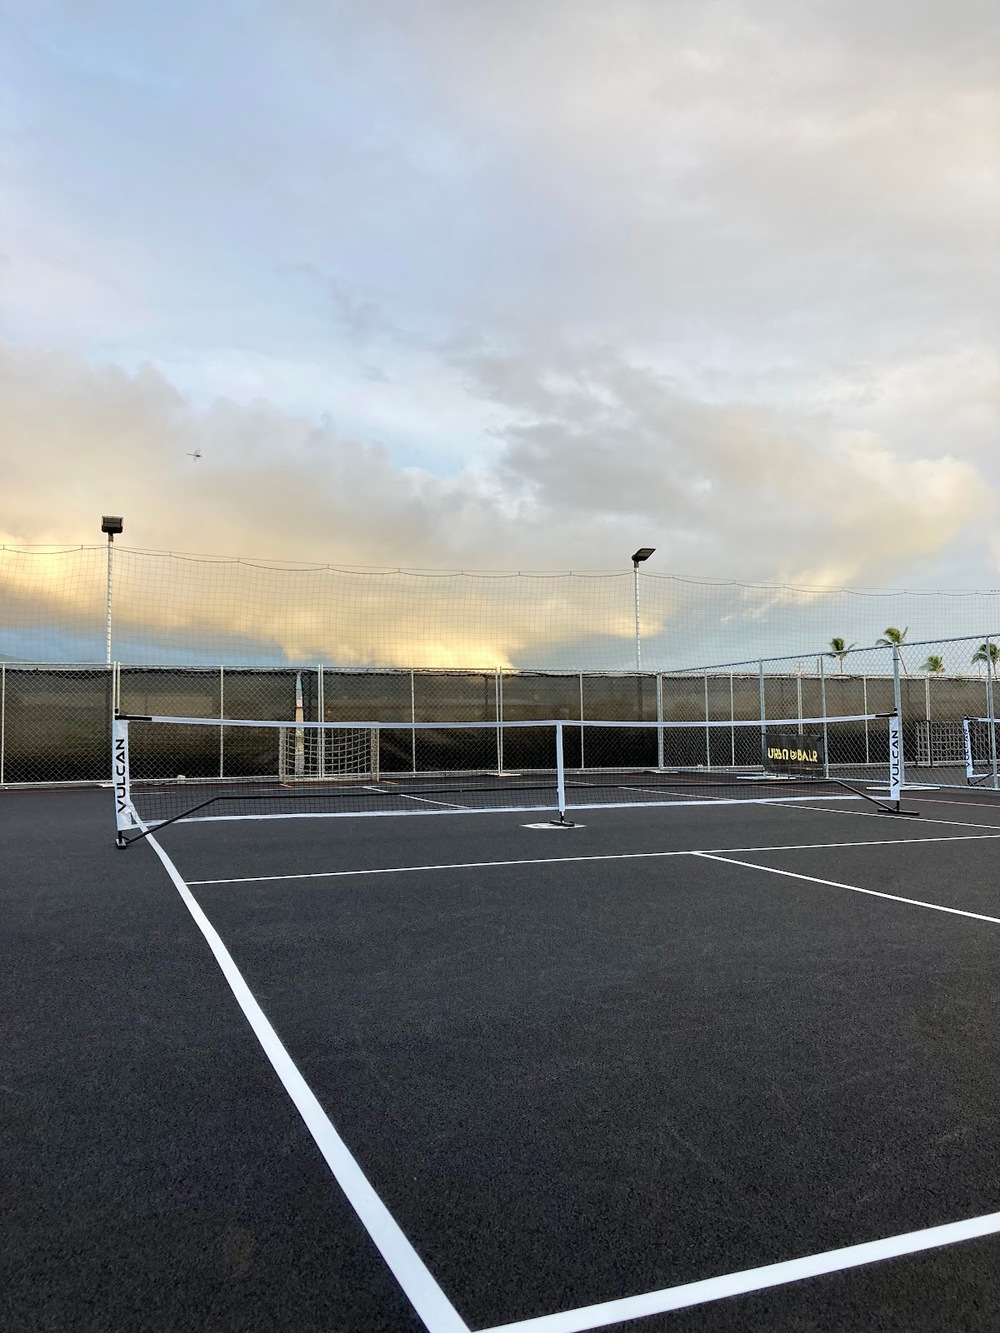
left=892, top=644, right=906, bottom=790
left=729, top=670, right=735, bottom=767
left=0, top=662, right=5, bottom=785
left=317, top=665, right=325, bottom=778
left=818, top=654, right=830, bottom=778
left=758, top=661, right=766, bottom=767
left=411, top=670, right=417, bottom=774
left=580, top=671, right=587, bottom=771
left=703, top=670, right=710, bottom=767
left=498, top=670, right=505, bottom=774
left=658, top=672, right=665, bottom=769
left=987, top=637, right=998, bottom=788
left=219, top=665, right=225, bottom=778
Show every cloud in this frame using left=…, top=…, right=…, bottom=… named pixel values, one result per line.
left=0, top=340, right=993, bottom=666
left=1, top=1, right=997, bottom=664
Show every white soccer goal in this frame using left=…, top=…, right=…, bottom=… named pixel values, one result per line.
left=277, top=725, right=380, bottom=781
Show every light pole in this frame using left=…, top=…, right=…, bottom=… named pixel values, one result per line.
left=631, top=547, right=655, bottom=671
left=102, top=516, right=123, bottom=664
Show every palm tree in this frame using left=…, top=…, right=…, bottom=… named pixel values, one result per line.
left=876, top=626, right=909, bottom=674
left=828, top=637, right=856, bottom=673
left=921, top=655, right=945, bottom=675
left=972, top=642, right=1000, bottom=673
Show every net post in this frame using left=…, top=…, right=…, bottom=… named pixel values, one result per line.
left=963, top=717, right=974, bottom=782
left=888, top=712, right=902, bottom=807
left=891, top=645, right=906, bottom=790
left=112, top=717, right=135, bottom=846
left=549, top=721, right=574, bottom=826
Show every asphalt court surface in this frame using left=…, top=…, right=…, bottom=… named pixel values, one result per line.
left=7, top=786, right=1000, bottom=1330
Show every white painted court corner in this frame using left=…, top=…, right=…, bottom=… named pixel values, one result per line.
left=143, top=829, right=1000, bottom=1333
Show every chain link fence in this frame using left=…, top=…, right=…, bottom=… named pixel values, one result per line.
left=3, top=634, right=999, bottom=788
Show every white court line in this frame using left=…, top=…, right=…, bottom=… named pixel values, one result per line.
left=477, top=1210, right=1000, bottom=1333
left=149, top=823, right=1000, bottom=1333
left=387, top=791, right=470, bottom=810
left=694, top=852, right=1000, bottom=926
left=764, top=797, right=1000, bottom=836
left=142, top=829, right=469, bottom=1333
left=188, top=831, right=1000, bottom=885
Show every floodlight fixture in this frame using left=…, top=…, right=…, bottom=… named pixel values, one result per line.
left=102, top=515, right=124, bottom=538
left=630, top=547, right=655, bottom=671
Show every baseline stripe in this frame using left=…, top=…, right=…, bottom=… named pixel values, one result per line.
left=694, top=852, right=1000, bottom=926
left=188, top=831, right=1000, bottom=885
left=477, top=1210, right=1000, bottom=1333
left=143, top=831, right=469, bottom=1333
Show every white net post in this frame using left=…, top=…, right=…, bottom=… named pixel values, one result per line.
left=112, top=717, right=136, bottom=844
left=891, top=644, right=906, bottom=789
left=888, top=713, right=902, bottom=806
left=555, top=722, right=567, bottom=821
left=963, top=718, right=975, bottom=781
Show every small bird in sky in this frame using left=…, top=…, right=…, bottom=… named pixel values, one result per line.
left=186, top=450, right=202, bottom=460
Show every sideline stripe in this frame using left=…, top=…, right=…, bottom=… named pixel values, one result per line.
left=771, top=798, right=1000, bottom=834
left=188, top=831, right=1000, bottom=885
left=143, top=830, right=469, bottom=1333
left=694, top=852, right=1000, bottom=926
left=477, top=1211, right=1000, bottom=1333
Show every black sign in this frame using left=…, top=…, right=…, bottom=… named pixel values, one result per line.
left=764, top=731, right=826, bottom=776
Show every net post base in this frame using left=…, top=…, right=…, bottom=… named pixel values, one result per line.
left=549, top=814, right=576, bottom=828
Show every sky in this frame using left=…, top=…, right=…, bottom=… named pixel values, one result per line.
left=1, top=0, right=998, bottom=665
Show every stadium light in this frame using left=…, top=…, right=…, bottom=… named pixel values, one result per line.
left=101, top=516, right=123, bottom=664
left=631, top=547, right=655, bottom=671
